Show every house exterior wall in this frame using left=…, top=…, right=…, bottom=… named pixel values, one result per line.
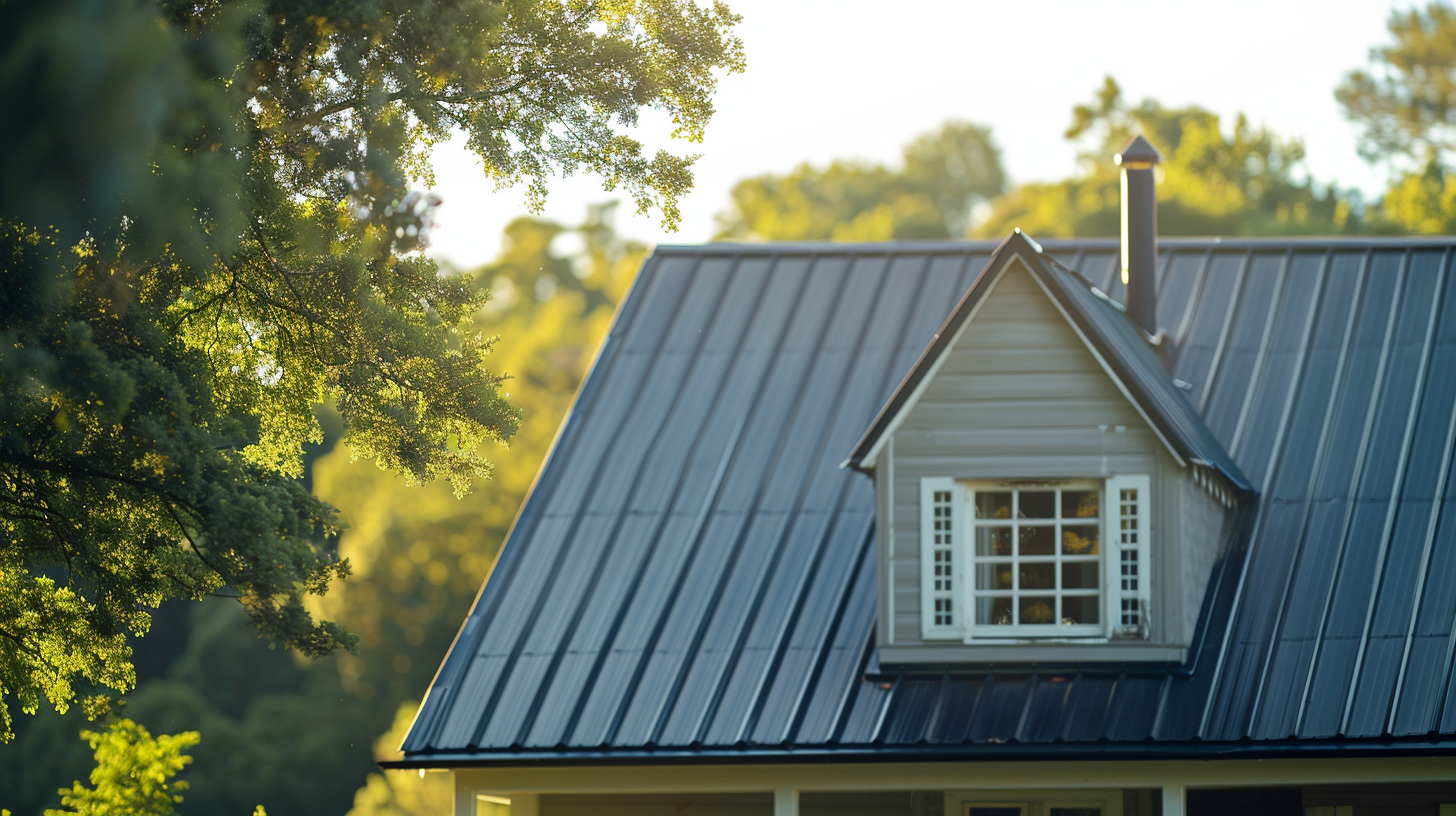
left=878, top=260, right=1191, bottom=661
left=540, top=793, right=771, bottom=816
left=452, top=759, right=1456, bottom=816
left=1179, top=469, right=1231, bottom=644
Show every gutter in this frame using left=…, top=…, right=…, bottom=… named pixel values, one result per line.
left=380, top=735, right=1456, bottom=770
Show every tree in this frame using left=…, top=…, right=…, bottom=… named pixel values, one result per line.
left=0, top=0, right=742, bottom=739
left=0, top=204, right=646, bottom=816
left=1337, top=3, right=1456, bottom=170
left=44, top=718, right=199, bottom=816
left=714, top=121, right=1005, bottom=241
left=976, top=77, right=1361, bottom=238
left=1337, top=3, right=1456, bottom=234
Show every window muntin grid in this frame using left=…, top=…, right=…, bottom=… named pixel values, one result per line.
left=1118, top=486, right=1141, bottom=631
left=931, top=489, right=955, bottom=627
left=969, top=485, right=1102, bottom=636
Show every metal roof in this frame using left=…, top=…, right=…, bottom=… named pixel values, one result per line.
left=401, top=236, right=1456, bottom=764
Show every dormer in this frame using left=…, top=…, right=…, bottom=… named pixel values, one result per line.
left=845, top=225, right=1252, bottom=667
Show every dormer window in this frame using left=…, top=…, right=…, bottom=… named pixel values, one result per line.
left=921, top=476, right=1150, bottom=642
left=969, top=482, right=1103, bottom=636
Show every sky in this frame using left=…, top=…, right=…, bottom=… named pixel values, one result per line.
left=425, top=0, right=1417, bottom=270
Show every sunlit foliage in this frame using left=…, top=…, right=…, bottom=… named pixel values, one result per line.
left=1339, top=2, right=1456, bottom=233
left=976, top=77, right=1361, bottom=238
left=43, top=718, right=198, bottom=816
left=1337, top=3, right=1456, bottom=170
left=0, top=0, right=741, bottom=740
left=0, top=206, right=643, bottom=816
left=715, top=122, right=1005, bottom=240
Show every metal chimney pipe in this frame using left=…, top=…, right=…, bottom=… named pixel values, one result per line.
left=1115, top=135, right=1163, bottom=336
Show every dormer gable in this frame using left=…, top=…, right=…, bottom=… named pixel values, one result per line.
left=848, top=231, right=1252, bottom=667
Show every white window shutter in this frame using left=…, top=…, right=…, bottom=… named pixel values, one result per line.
left=920, top=477, right=963, bottom=639
left=1105, top=474, right=1152, bottom=639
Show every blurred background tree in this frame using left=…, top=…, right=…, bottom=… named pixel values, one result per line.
left=0, top=204, right=643, bottom=816
left=1339, top=2, right=1456, bottom=233
left=975, top=77, right=1365, bottom=238
left=713, top=81, right=1372, bottom=245
left=714, top=121, right=1006, bottom=240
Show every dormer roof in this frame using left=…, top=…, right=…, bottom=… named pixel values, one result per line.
left=846, top=230, right=1252, bottom=495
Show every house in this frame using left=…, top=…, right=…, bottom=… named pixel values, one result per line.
left=389, top=138, right=1456, bottom=816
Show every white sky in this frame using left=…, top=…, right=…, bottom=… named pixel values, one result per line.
left=425, top=0, right=1416, bottom=270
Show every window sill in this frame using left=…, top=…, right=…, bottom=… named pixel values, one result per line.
left=878, top=642, right=1188, bottom=668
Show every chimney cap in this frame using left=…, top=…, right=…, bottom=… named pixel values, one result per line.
left=1115, top=135, right=1163, bottom=166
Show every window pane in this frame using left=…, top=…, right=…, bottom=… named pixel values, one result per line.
left=1062, top=524, right=1099, bottom=555
left=1048, top=809, right=1100, bottom=816
left=1021, top=596, right=1055, bottom=624
left=1020, top=562, right=1055, bottom=590
left=977, top=527, right=1012, bottom=556
left=976, top=491, right=1012, bottom=519
left=1020, top=525, right=1055, bottom=555
left=978, top=596, right=1013, bottom=625
left=977, top=562, right=1013, bottom=590
left=1062, top=562, right=1100, bottom=589
left=1019, top=490, right=1055, bottom=518
left=1062, top=490, right=1099, bottom=518
left=1061, top=595, right=1100, bottom=625
left=969, top=809, right=1026, bottom=816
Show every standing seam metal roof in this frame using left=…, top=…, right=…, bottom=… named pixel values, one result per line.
left=402, top=236, right=1456, bottom=762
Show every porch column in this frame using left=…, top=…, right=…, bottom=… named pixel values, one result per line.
left=1162, top=783, right=1186, bottom=816
left=454, top=773, right=473, bottom=816
left=774, top=788, right=800, bottom=816
left=509, top=793, right=540, bottom=816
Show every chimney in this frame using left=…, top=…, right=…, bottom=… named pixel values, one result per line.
left=1115, top=135, right=1163, bottom=336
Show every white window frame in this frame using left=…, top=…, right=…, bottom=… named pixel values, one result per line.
left=1107, top=473, right=1152, bottom=639
left=919, top=476, right=1152, bottom=642
left=920, top=477, right=964, bottom=639
left=964, top=480, right=1105, bottom=640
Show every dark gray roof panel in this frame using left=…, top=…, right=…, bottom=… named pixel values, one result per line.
left=403, top=237, right=1456, bottom=762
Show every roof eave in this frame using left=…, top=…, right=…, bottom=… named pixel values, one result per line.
left=387, top=735, right=1456, bottom=769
